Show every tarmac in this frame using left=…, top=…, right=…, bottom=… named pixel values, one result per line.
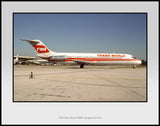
left=14, top=65, right=147, bottom=102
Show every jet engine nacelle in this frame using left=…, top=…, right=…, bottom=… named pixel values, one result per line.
left=50, top=55, right=67, bottom=61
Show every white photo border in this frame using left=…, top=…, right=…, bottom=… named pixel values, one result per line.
left=2, top=1, right=159, bottom=124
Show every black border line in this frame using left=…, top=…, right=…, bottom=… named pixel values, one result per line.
left=2, top=1, right=159, bottom=2
left=13, top=12, right=148, bottom=103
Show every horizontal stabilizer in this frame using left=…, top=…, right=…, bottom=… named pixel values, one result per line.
left=20, top=39, right=40, bottom=45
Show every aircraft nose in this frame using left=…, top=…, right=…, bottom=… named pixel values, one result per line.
left=138, top=60, right=142, bottom=64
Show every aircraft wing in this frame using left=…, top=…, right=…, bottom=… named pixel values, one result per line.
left=26, top=60, right=40, bottom=65
left=70, top=59, right=93, bottom=65
left=26, top=59, right=49, bottom=65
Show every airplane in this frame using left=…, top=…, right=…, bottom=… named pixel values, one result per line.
left=14, top=55, right=19, bottom=64
left=20, top=39, right=142, bottom=68
left=14, top=55, right=36, bottom=65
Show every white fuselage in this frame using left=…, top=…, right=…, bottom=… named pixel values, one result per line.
left=37, top=51, right=142, bottom=65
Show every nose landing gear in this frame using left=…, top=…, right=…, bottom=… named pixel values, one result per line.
left=133, top=65, right=136, bottom=69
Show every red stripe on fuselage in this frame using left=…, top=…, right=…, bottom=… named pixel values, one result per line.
left=67, top=58, right=139, bottom=61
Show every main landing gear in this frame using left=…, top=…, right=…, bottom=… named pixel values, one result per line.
left=80, top=64, right=84, bottom=68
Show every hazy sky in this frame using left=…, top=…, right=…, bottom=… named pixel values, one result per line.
left=14, top=13, right=146, bottom=60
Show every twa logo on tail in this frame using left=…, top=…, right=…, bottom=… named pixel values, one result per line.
left=34, top=45, right=50, bottom=53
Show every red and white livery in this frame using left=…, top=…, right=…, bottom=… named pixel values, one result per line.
left=21, top=39, right=142, bottom=68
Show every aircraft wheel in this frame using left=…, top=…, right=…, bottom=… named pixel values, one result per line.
left=80, top=64, right=84, bottom=68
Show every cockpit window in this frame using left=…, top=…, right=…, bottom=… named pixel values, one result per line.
left=132, top=57, right=136, bottom=59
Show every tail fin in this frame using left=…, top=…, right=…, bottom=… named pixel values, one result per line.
left=20, top=39, right=51, bottom=54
